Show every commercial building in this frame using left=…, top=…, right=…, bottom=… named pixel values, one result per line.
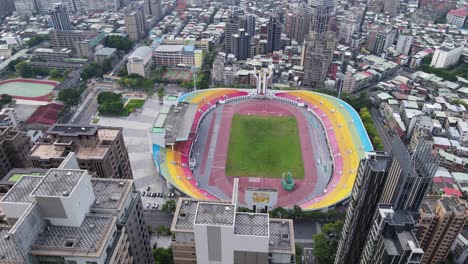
left=125, top=5, right=147, bottom=41
left=49, top=3, right=72, bottom=31
left=266, top=15, right=282, bottom=53
left=0, top=126, right=32, bottom=178
left=335, top=152, right=390, bottom=264
left=29, top=124, right=133, bottom=179
left=170, top=197, right=295, bottom=264
left=417, top=197, right=467, bottom=264
left=373, top=28, right=396, bottom=55
left=431, top=42, right=464, bottom=68
left=127, top=46, right=154, bottom=78
left=0, top=154, right=153, bottom=264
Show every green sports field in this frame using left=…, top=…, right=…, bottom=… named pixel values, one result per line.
left=225, top=114, right=304, bottom=179
left=0, top=81, right=55, bottom=97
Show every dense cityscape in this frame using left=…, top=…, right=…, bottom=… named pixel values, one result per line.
left=0, top=0, right=467, bottom=263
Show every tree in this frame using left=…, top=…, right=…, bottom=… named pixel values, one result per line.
left=295, top=243, right=303, bottom=264
left=49, top=69, right=62, bottom=79
left=292, top=205, right=304, bottom=219
left=26, top=35, right=49, bottom=47
left=162, top=200, right=176, bottom=214
left=153, top=248, right=173, bottom=264
left=0, top=94, right=13, bottom=108
left=58, top=88, right=82, bottom=106
left=313, top=220, right=343, bottom=264
left=81, top=62, right=104, bottom=80
left=97, top=91, right=121, bottom=104
left=104, top=36, right=133, bottom=52
left=15, top=61, right=32, bottom=78
left=8, top=58, right=24, bottom=71
left=157, top=87, right=165, bottom=100
left=156, top=225, right=171, bottom=235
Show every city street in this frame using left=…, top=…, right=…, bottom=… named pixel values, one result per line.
left=370, top=107, right=394, bottom=151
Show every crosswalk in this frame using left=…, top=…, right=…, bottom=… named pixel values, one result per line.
left=295, top=238, right=314, bottom=245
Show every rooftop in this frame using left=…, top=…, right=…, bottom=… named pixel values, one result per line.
left=47, top=124, right=99, bottom=137
left=234, top=213, right=269, bottom=236
left=91, top=179, right=130, bottom=209
left=31, top=215, right=114, bottom=253
left=0, top=229, right=23, bottom=263
left=194, top=202, right=235, bottom=226
left=269, top=219, right=294, bottom=253
left=172, top=198, right=199, bottom=231
left=31, top=169, right=85, bottom=197
left=1, top=176, right=42, bottom=203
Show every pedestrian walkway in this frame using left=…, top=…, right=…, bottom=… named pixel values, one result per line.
left=295, top=238, right=314, bottom=244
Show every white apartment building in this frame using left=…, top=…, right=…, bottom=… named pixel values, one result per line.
left=0, top=45, right=13, bottom=59
left=127, top=46, right=154, bottom=78
left=430, top=42, right=464, bottom=68
left=0, top=153, right=153, bottom=264
left=396, top=35, right=414, bottom=55
left=446, top=8, right=468, bottom=28
left=170, top=197, right=295, bottom=264
left=457, top=121, right=468, bottom=142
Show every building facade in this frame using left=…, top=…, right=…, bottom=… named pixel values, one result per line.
left=49, top=3, right=72, bottom=31
left=127, top=46, right=154, bottom=78
left=335, top=152, right=390, bottom=264
left=29, top=124, right=133, bottom=179
left=430, top=42, right=464, bottom=68
left=170, top=197, right=295, bottom=264
left=125, top=5, right=147, bottom=41
left=266, top=15, right=282, bottom=53
left=232, top=28, right=250, bottom=60
left=0, top=126, right=32, bottom=178
left=416, top=197, right=467, bottom=264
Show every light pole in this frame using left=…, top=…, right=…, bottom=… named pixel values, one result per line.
left=191, top=66, right=198, bottom=91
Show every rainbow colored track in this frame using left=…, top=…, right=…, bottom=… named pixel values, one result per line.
left=152, top=89, right=373, bottom=210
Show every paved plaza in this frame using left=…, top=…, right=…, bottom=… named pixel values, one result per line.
left=95, top=97, right=168, bottom=206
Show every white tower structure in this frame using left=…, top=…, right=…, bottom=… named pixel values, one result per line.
left=253, top=65, right=274, bottom=95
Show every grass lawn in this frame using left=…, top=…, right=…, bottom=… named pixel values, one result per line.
left=225, top=114, right=304, bottom=179
left=48, top=75, right=65, bottom=82
left=124, top=98, right=145, bottom=113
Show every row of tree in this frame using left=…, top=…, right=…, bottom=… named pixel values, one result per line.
left=15, top=61, right=49, bottom=78
left=359, top=107, right=384, bottom=150
left=104, top=35, right=134, bottom=53
left=97, top=91, right=127, bottom=116
left=269, top=206, right=346, bottom=221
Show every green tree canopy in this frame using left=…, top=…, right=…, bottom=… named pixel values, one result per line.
left=153, top=248, right=173, bottom=264
left=97, top=91, right=122, bottom=105
left=162, top=200, right=176, bottom=214
left=104, top=36, right=133, bottom=52
left=58, top=88, right=82, bottom=106
left=313, top=220, right=343, bottom=264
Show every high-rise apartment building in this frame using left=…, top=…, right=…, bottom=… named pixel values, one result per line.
left=125, top=5, right=147, bottom=41
left=13, top=0, right=38, bottom=15
left=302, top=31, right=336, bottom=88
left=143, top=0, right=162, bottom=20
left=224, top=8, right=244, bottom=54
left=0, top=0, right=15, bottom=17
left=373, top=27, right=396, bottom=55
left=379, top=139, right=438, bottom=211
left=383, top=0, right=400, bottom=16
left=170, top=197, right=295, bottom=264
left=49, top=3, right=72, bottom=31
left=396, top=34, right=414, bottom=55
left=338, top=11, right=359, bottom=45
left=285, top=8, right=309, bottom=44
left=232, top=28, right=250, bottom=60
left=335, top=152, right=390, bottom=264
left=417, top=197, right=467, bottom=264
left=0, top=154, right=153, bottom=264
left=243, top=14, right=256, bottom=40
left=29, top=124, right=133, bottom=179
left=430, top=42, right=464, bottom=69
left=303, top=0, right=336, bottom=88
left=361, top=204, right=424, bottom=264
left=335, top=139, right=438, bottom=264
left=0, top=126, right=32, bottom=178
left=266, top=15, right=282, bottom=53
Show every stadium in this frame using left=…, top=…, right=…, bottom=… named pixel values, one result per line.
left=151, top=72, right=372, bottom=211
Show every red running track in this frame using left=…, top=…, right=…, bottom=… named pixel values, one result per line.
left=207, top=99, right=318, bottom=207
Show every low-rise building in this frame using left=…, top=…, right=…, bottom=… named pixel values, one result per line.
left=446, top=8, right=468, bottom=28
left=127, top=46, right=154, bottom=78
left=33, top=48, right=72, bottom=62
